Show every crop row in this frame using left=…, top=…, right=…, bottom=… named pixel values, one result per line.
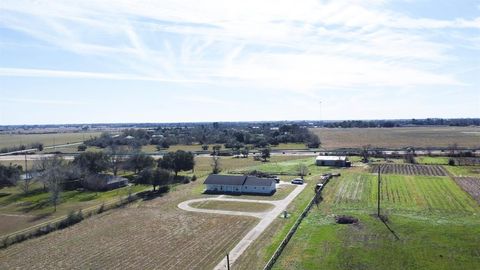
left=453, top=177, right=480, bottom=204
left=370, top=164, right=448, bottom=176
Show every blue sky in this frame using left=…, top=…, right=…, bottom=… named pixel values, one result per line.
left=0, top=0, right=479, bottom=125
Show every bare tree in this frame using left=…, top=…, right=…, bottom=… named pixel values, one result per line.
left=35, top=155, right=64, bottom=191
left=106, top=144, right=131, bottom=176
left=361, top=145, right=371, bottom=163
left=211, top=156, right=221, bottom=174
left=297, top=163, right=309, bottom=179
left=448, top=143, right=458, bottom=157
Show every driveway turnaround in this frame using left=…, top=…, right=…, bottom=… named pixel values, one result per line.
left=177, top=182, right=307, bottom=270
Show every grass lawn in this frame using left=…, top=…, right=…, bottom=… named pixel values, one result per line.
left=230, top=157, right=340, bottom=176
left=272, top=171, right=480, bottom=270
left=445, top=165, right=480, bottom=177
left=190, top=200, right=274, bottom=212
left=224, top=184, right=297, bottom=201
left=416, top=156, right=450, bottom=165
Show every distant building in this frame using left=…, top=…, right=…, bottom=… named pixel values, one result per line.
left=204, top=174, right=276, bottom=195
left=315, top=156, right=350, bottom=167
left=83, top=174, right=129, bottom=191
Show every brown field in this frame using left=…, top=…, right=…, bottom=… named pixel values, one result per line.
left=0, top=181, right=258, bottom=270
left=454, top=177, right=480, bottom=204
left=311, top=126, right=480, bottom=150
left=190, top=200, right=274, bottom=212
left=370, top=164, right=448, bottom=176
left=0, top=132, right=101, bottom=149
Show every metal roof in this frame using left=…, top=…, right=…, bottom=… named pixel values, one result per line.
left=244, top=176, right=275, bottom=187
left=204, top=175, right=275, bottom=186
left=204, top=175, right=247, bottom=186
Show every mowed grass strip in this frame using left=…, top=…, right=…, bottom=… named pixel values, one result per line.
left=190, top=200, right=274, bottom=212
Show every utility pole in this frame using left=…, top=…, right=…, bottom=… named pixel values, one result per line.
left=24, top=151, right=28, bottom=180
left=377, top=168, right=381, bottom=217
left=226, top=252, right=230, bottom=270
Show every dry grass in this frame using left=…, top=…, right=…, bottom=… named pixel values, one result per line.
left=190, top=200, right=274, bottom=212
left=0, top=180, right=258, bottom=270
left=0, top=132, right=101, bottom=149
left=311, top=126, right=480, bottom=150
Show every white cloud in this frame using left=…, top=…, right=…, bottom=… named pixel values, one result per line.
left=0, top=0, right=477, bottom=93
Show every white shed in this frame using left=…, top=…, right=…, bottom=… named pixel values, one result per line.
left=315, top=156, right=350, bottom=167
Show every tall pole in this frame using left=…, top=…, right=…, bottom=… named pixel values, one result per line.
left=377, top=168, right=381, bottom=217
left=24, top=151, right=28, bottom=180
left=226, top=253, right=230, bottom=270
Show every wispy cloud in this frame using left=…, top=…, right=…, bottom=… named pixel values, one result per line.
left=0, top=0, right=478, bottom=93
left=0, top=97, right=87, bottom=106
left=0, top=68, right=207, bottom=83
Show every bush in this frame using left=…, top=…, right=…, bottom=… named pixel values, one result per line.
left=191, top=175, right=197, bottom=181
left=448, top=158, right=456, bottom=166
left=77, top=144, right=87, bottom=151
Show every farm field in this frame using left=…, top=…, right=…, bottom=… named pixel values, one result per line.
left=0, top=188, right=258, bottom=270
left=0, top=132, right=101, bottom=149
left=0, top=155, right=318, bottom=269
left=0, top=183, right=149, bottom=235
left=311, top=126, right=480, bottom=150
left=190, top=200, right=274, bottom=212
left=370, top=164, right=448, bottom=176
left=453, top=177, right=480, bottom=204
left=272, top=171, right=480, bottom=270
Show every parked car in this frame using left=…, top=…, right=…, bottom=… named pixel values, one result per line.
left=291, top=178, right=304, bottom=185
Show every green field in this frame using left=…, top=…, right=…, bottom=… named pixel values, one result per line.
left=272, top=171, right=480, bottom=270
left=0, top=132, right=101, bottom=149
left=416, top=156, right=450, bottom=165
left=445, top=165, right=480, bottom=177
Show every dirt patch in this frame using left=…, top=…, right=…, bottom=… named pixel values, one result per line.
left=453, top=177, right=480, bottom=204
left=335, top=215, right=359, bottom=224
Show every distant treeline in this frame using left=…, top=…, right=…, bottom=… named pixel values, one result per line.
left=85, top=123, right=320, bottom=149
left=323, top=118, right=480, bottom=128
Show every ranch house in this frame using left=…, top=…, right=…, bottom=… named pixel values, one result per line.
left=315, top=156, right=351, bottom=167
left=204, top=174, right=276, bottom=195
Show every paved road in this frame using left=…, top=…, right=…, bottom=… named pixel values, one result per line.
left=177, top=182, right=307, bottom=270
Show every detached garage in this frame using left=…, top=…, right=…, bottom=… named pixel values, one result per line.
left=315, top=156, right=351, bottom=167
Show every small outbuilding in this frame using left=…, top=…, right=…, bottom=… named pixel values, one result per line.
left=204, top=174, right=276, bottom=195
left=315, top=156, right=350, bottom=167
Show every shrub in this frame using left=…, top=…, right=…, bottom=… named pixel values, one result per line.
left=191, top=175, right=197, bottom=181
